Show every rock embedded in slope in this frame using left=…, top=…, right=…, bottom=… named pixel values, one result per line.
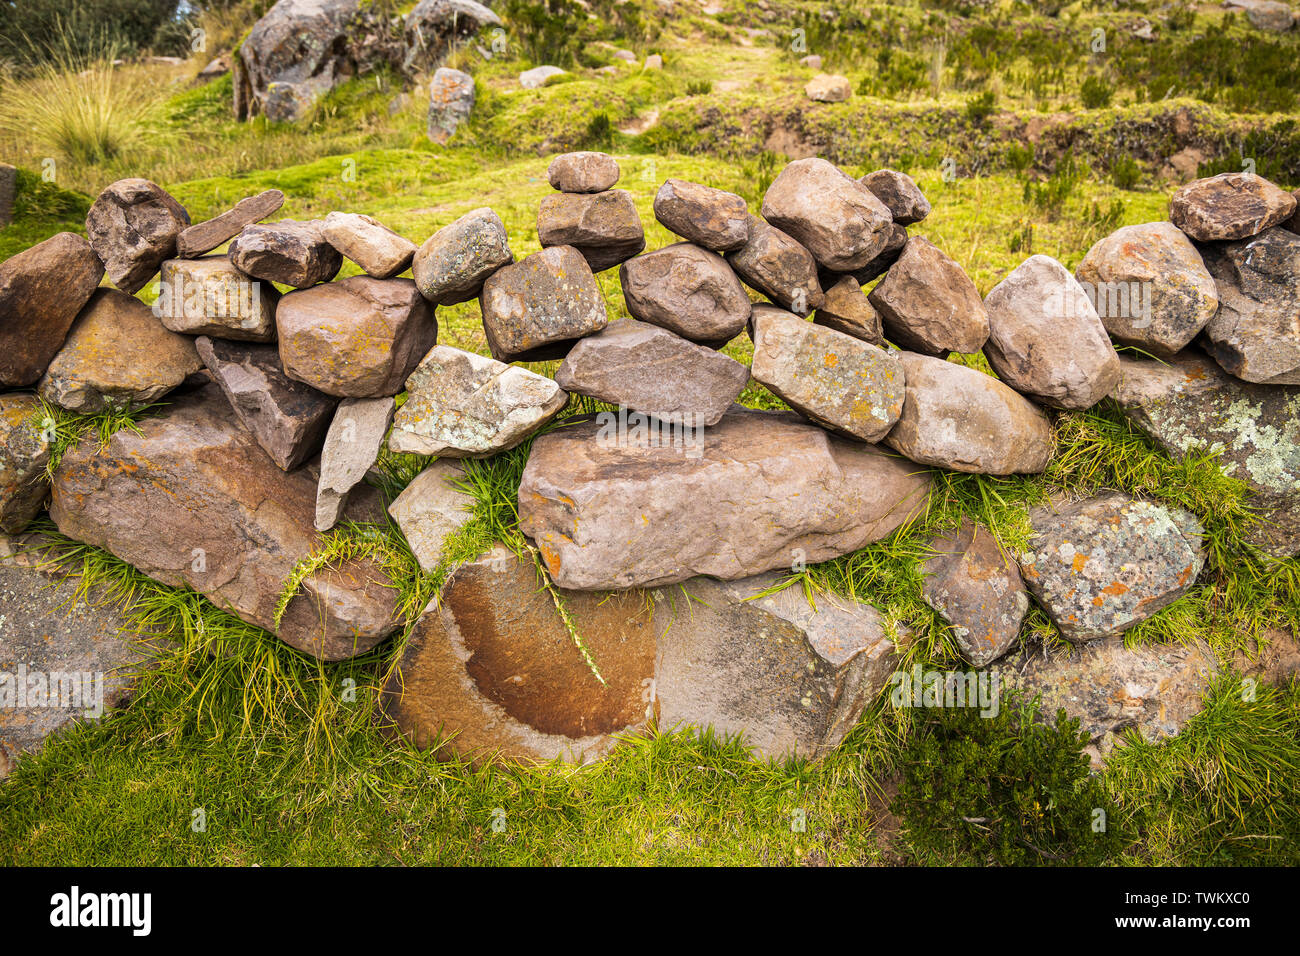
left=480, top=246, right=607, bottom=362
left=38, top=289, right=202, bottom=414
left=412, top=207, right=513, bottom=306
left=536, top=189, right=646, bottom=272
left=860, top=169, right=930, bottom=225
left=0, top=232, right=104, bottom=387
left=1074, top=221, right=1218, bottom=358
left=176, top=189, right=284, bottom=258
left=518, top=405, right=933, bottom=590
left=85, top=178, right=190, bottom=294
left=1169, top=171, right=1297, bottom=241
left=653, top=178, right=749, bottom=251
left=620, top=243, right=752, bottom=345
left=883, top=352, right=1055, bottom=475
left=228, top=219, right=343, bottom=288
left=387, top=460, right=474, bottom=572
left=156, top=256, right=280, bottom=341
left=390, top=345, right=567, bottom=457
left=983, top=254, right=1121, bottom=409
left=1017, top=493, right=1205, bottom=643
left=520, top=65, right=566, bottom=88
left=868, top=237, right=989, bottom=355
left=556, top=319, right=748, bottom=426
left=426, top=66, right=475, bottom=144
left=750, top=305, right=905, bottom=442
left=922, top=520, right=1028, bottom=667
left=321, top=211, right=417, bottom=278
left=403, top=0, right=501, bottom=75
left=547, top=151, right=621, bottom=193
left=49, top=380, right=402, bottom=660
left=1111, top=351, right=1300, bottom=558
left=760, top=157, right=894, bottom=272
left=196, top=336, right=337, bottom=471
left=277, top=276, right=437, bottom=397
left=316, top=396, right=395, bottom=531
left=804, top=73, right=851, bottom=102
left=726, top=215, right=824, bottom=316
left=813, top=275, right=883, bottom=345
left=1197, top=226, right=1300, bottom=385
left=0, top=395, right=52, bottom=534
left=654, top=573, right=901, bottom=761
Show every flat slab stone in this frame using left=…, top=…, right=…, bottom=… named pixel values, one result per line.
left=727, top=215, right=824, bottom=316
left=537, top=189, right=646, bottom=272
left=176, top=189, right=284, bottom=258
left=620, top=242, right=752, bottom=345
left=518, top=405, right=933, bottom=590
left=922, top=520, right=1028, bottom=666
left=1170, top=171, right=1297, bottom=242
left=412, top=207, right=513, bottom=306
left=387, top=460, right=474, bottom=572
left=156, top=256, right=280, bottom=341
left=321, top=211, right=416, bottom=279
left=315, top=396, right=395, bottom=531
left=480, top=246, right=607, bottom=362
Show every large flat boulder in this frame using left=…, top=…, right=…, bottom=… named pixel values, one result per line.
left=1170, top=171, right=1297, bottom=242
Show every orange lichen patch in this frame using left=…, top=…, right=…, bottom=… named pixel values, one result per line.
left=538, top=540, right=562, bottom=575
left=823, top=353, right=838, bottom=368
left=1071, top=553, right=1090, bottom=573
left=1093, top=580, right=1130, bottom=606
left=1184, top=368, right=1207, bottom=382
left=1177, top=563, right=1194, bottom=586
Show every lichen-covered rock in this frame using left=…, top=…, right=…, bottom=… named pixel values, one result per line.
left=390, top=345, right=567, bottom=457
left=537, top=189, right=646, bottom=272
left=884, top=352, right=1054, bottom=475
left=228, top=219, right=343, bottom=288
left=277, top=276, right=436, bottom=397
left=860, top=169, right=931, bottom=225
left=1170, top=171, right=1297, bottom=241
left=813, top=275, right=883, bottom=345
left=403, top=0, right=501, bottom=76
left=518, top=405, right=933, bottom=590
left=321, top=211, right=416, bottom=278
left=1111, top=351, right=1300, bottom=558
left=156, top=256, right=280, bottom=341
left=750, top=305, right=905, bottom=442
left=479, top=246, right=607, bottom=362
left=620, top=243, right=752, bottom=345
left=726, top=215, right=824, bottom=317
left=547, top=152, right=620, bottom=193
left=555, top=319, right=749, bottom=426
left=653, top=178, right=749, bottom=251
left=387, top=460, right=474, bottom=572
left=922, top=520, right=1028, bottom=666
left=0, top=232, right=104, bottom=387
left=316, top=396, right=394, bottom=531
left=760, top=157, right=894, bottom=272
left=804, top=73, right=851, bottom=102
left=1017, top=493, right=1205, bottom=642
left=983, top=254, right=1121, bottom=409
left=0, top=395, right=52, bottom=533
left=38, top=289, right=202, bottom=414
left=412, top=207, right=513, bottom=306
left=85, top=178, right=190, bottom=295
left=176, top=189, right=284, bottom=258
left=868, top=237, right=989, bottom=355
left=426, top=67, right=475, bottom=144
left=1075, top=221, right=1218, bottom=357
left=1197, top=226, right=1300, bottom=385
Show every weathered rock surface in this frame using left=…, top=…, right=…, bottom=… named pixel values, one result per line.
left=654, top=573, right=901, bottom=760
left=868, top=237, right=989, bottom=355
left=228, top=219, right=343, bottom=288
left=0, top=395, right=51, bottom=534
left=277, top=276, right=436, bottom=397
left=403, top=0, right=500, bottom=75
left=321, top=211, right=416, bottom=278
left=824, top=221, right=907, bottom=287
left=480, top=246, right=607, bottom=362
left=804, top=73, right=851, bottom=102
left=49, top=381, right=401, bottom=660
left=1017, top=493, right=1205, bottom=642
left=813, top=275, right=883, bottom=345
left=653, top=179, right=749, bottom=251
left=0, top=232, right=104, bottom=387
left=390, top=345, right=567, bottom=457
left=518, top=406, right=933, bottom=590
left=156, top=256, right=280, bottom=341
left=1075, top=221, right=1218, bottom=357
left=85, top=179, right=190, bottom=295
left=727, top=215, right=824, bottom=317
left=750, top=306, right=905, bottom=442
left=860, top=169, right=931, bottom=225
left=380, top=544, right=657, bottom=765
left=196, top=336, right=337, bottom=471
left=1197, top=227, right=1300, bottom=385
left=1170, top=172, right=1297, bottom=241
left=547, top=152, right=621, bottom=193
left=620, top=243, right=752, bottom=345
left=412, top=207, right=512, bottom=306
left=555, top=319, right=749, bottom=426
left=1112, top=352, right=1300, bottom=558
left=316, top=396, right=394, bottom=530
left=922, top=520, right=1028, bottom=666
left=519, top=65, right=566, bottom=88
left=760, top=157, right=894, bottom=272
left=38, top=289, right=202, bottom=414
left=387, top=459, right=474, bottom=572
left=983, top=254, right=1121, bottom=409
left=426, top=67, right=475, bottom=144
left=883, top=352, right=1055, bottom=475
left=537, top=189, right=645, bottom=272
left=0, top=163, right=14, bottom=229
left=1226, top=0, right=1297, bottom=31
left=176, top=189, right=284, bottom=258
